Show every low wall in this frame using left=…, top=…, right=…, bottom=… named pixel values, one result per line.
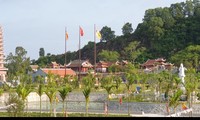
left=1, top=92, right=200, bottom=115
left=0, top=92, right=49, bottom=103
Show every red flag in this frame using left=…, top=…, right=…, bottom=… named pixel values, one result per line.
left=80, top=27, right=84, bottom=36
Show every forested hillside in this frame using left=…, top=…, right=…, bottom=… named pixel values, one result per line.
left=32, top=0, right=200, bottom=68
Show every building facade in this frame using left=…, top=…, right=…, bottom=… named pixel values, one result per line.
left=0, top=26, right=8, bottom=82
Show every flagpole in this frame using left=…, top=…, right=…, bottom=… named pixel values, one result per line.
left=79, top=26, right=81, bottom=88
left=65, top=27, right=67, bottom=77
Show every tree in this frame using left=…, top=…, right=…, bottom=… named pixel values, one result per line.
left=123, top=41, right=146, bottom=63
left=70, top=75, right=79, bottom=89
left=45, top=73, right=57, bottom=117
left=35, top=76, right=45, bottom=116
left=39, top=48, right=45, bottom=57
left=108, top=64, right=122, bottom=73
left=140, top=72, right=149, bottom=98
left=124, top=72, right=137, bottom=116
left=122, top=22, right=133, bottom=35
left=16, top=84, right=32, bottom=116
left=6, top=46, right=31, bottom=81
left=100, top=75, right=115, bottom=116
left=82, top=73, right=95, bottom=116
left=82, top=86, right=91, bottom=117
left=37, top=84, right=44, bottom=116
left=100, top=26, right=115, bottom=42
left=169, top=89, right=183, bottom=114
left=123, top=63, right=139, bottom=116
left=34, top=56, right=48, bottom=68
left=184, top=68, right=199, bottom=117
left=170, top=45, right=200, bottom=68
left=98, top=50, right=119, bottom=62
left=45, top=86, right=57, bottom=117
left=58, top=84, right=72, bottom=117
left=113, top=75, right=122, bottom=92
left=5, top=93, right=25, bottom=117
left=170, top=3, right=185, bottom=20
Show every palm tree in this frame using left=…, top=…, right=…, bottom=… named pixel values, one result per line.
left=140, top=72, right=148, bottom=98
left=100, top=75, right=115, bottom=116
left=58, top=84, right=72, bottom=117
left=82, top=86, right=91, bottom=117
left=124, top=72, right=138, bottom=116
left=169, top=89, right=183, bottom=114
left=184, top=68, right=199, bottom=117
left=36, top=76, right=45, bottom=116
left=171, top=74, right=181, bottom=91
left=71, top=75, right=79, bottom=89
left=5, top=93, right=25, bottom=117
left=16, top=84, right=32, bottom=116
left=113, top=75, right=122, bottom=93
left=45, top=72, right=58, bottom=116
left=82, top=73, right=95, bottom=117
left=45, top=86, right=57, bottom=117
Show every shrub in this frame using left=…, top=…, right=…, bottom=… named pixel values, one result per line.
left=4, top=93, right=25, bottom=117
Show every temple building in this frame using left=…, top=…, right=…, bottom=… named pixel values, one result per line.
left=0, top=26, right=8, bottom=82
left=140, top=58, right=174, bottom=72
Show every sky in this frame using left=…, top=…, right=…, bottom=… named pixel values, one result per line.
left=0, top=0, right=186, bottom=60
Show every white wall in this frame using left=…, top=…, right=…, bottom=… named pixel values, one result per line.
left=0, top=92, right=49, bottom=103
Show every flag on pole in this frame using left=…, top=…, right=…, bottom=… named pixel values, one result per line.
left=80, top=27, right=84, bottom=36
left=65, top=32, right=69, bottom=40
left=96, top=30, right=101, bottom=39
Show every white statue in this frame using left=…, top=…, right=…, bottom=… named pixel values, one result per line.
left=178, top=63, right=187, bottom=93
left=179, top=63, right=187, bottom=83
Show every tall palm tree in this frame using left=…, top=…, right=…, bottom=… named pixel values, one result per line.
left=140, top=72, right=148, bottom=98
left=82, top=86, right=91, bottom=117
left=5, top=93, right=25, bottom=117
left=169, top=89, right=182, bottom=114
left=184, top=68, right=199, bottom=117
left=37, top=84, right=44, bottom=116
left=113, top=75, right=122, bottom=93
left=71, top=75, right=79, bottom=89
left=82, top=73, right=95, bottom=117
left=36, top=76, right=45, bottom=117
left=16, top=84, right=32, bottom=116
left=45, top=72, right=58, bottom=116
left=100, top=75, right=115, bottom=116
left=124, top=72, right=138, bottom=116
left=45, top=86, right=57, bottom=117
left=58, top=84, right=72, bottom=117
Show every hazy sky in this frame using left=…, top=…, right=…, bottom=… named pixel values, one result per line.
left=0, top=0, right=186, bottom=60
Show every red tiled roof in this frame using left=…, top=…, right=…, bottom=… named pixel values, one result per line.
left=66, top=60, right=93, bottom=68
left=42, top=68, right=76, bottom=77
left=141, top=58, right=173, bottom=68
left=141, top=59, right=156, bottom=66
left=96, top=61, right=116, bottom=68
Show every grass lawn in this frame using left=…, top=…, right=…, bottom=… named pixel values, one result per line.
left=0, top=112, right=130, bottom=117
